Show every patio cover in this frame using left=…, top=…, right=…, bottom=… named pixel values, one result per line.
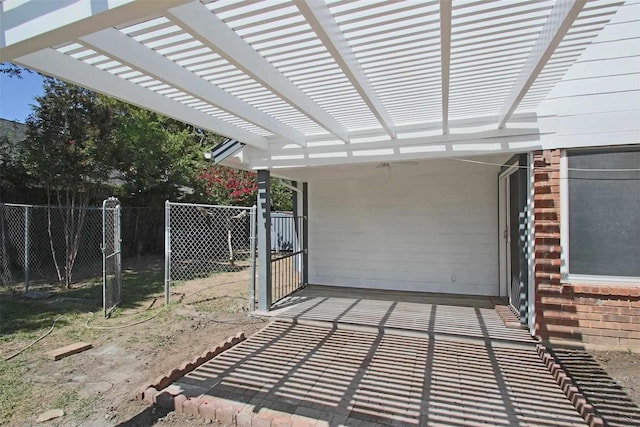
left=0, top=0, right=624, bottom=170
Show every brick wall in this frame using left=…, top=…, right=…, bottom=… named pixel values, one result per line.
left=532, top=150, right=640, bottom=349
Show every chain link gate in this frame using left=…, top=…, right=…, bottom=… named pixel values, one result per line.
left=102, top=197, right=122, bottom=317
left=164, top=202, right=256, bottom=307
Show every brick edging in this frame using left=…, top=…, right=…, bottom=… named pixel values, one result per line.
left=536, top=344, right=605, bottom=427
left=494, top=304, right=528, bottom=330
left=138, top=332, right=246, bottom=403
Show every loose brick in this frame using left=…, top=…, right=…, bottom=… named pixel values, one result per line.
left=142, top=387, right=158, bottom=404
left=44, top=342, right=92, bottom=361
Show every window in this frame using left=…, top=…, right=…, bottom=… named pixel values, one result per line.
left=567, top=146, right=640, bottom=278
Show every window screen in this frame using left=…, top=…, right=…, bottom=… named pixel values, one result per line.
left=568, top=147, right=640, bottom=277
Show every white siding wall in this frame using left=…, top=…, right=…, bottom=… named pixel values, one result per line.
left=538, top=1, right=640, bottom=149
left=307, top=158, right=505, bottom=296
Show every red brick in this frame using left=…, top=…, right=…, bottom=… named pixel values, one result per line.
left=236, top=410, right=254, bottom=426
left=603, top=314, right=631, bottom=323
left=217, top=404, right=238, bottom=425
left=624, top=322, right=640, bottom=332
left=271, top=417, right=293, bottom=427
left=142, top=387, right=158, bottom=405
left=592, top=306, right=620, bottom=315
left=198, top=399, right=218, bottom=421
left=182, top=398, right=202, bottom=416
left=174, top=395, right=187, bottom=414
left=254, top=415, right=275, bottom=427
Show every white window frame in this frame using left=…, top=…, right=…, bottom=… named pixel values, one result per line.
left=560, top=148, right=640, bottom=285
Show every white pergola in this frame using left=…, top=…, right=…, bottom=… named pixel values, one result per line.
left=0, top=0, right=623, bottom=170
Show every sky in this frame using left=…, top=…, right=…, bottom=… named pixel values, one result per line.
left=0, top=69, right=44, bottom=123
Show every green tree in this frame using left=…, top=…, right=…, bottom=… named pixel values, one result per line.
left=21, top=78, right=115, bottom=287
left=107, top=101, right=210, bottom=206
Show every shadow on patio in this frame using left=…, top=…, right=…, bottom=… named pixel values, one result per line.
left=166, top=293, right=586, bottom=426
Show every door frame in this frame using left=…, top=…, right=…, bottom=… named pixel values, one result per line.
left=499, top=162, right=519, bottom=300
left=498, top=154, right=533, bottom=329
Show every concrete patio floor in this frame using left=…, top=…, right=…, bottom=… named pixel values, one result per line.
left=164, top=286, right=587, bottom=426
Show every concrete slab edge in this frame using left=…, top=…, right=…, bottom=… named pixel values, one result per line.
left=138, top=331, right=246, bottom=403
left=535, top=343, right=605, bottom=427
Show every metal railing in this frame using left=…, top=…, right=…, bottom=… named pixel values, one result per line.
left=271, top=213, right=304, bottom=303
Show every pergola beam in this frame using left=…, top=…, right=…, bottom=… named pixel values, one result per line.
left=81, top=28, right=306, bottom=147
left=15, top=48, right=268, bottom=149
left=273, top=127, right=540, bottom=156
left=295, top=0, right=396, bottom=139
left=253, top=134, right=542, bottom=169
left=440, top=0, right=452, bottom=135
left=497, top=0, right=587, bottom=128
left=166, top=1, right=350, bottom=143
left=0, top=0, right=191, bottom=61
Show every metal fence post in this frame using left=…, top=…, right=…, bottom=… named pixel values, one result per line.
left=302, top=182, right=308, bottom=286
left=249, top=205, right=257, bottom=314
left=24, top=206, right=30, bottom=292
left=164, top=200, right=171, bottom=306
left=102, top=199, right=108, bottom=315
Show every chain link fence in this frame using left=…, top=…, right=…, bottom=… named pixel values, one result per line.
left=0, top=203, right=164, bottom=289
left=0, top=203, right=104, bottom=288
left=164, top=202, right=256, bottom=305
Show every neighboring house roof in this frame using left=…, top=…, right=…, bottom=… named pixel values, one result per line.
left=0, top=1, right=635, bottom=172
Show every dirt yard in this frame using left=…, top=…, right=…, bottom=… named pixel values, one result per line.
left=1, top=260, right=639, bottom=426
left=0, top=257, right=265, bottom=426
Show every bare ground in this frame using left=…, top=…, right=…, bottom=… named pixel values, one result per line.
left=0, top=257, right=265, bottom=427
